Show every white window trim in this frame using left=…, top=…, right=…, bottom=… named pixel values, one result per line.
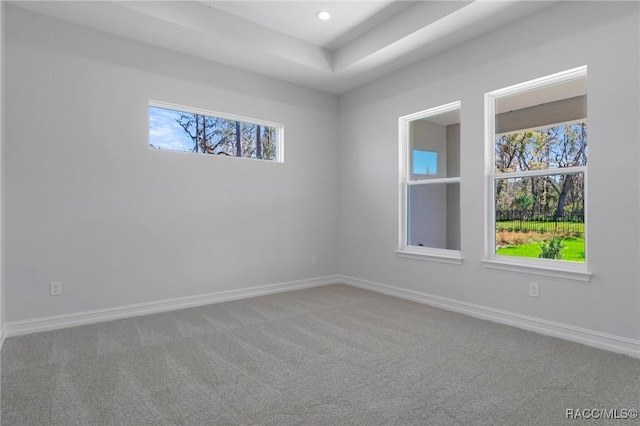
left=480, top=258, right=591, bottom=282
left=149, top=100, right=285, bottom=163
left=483, top=66, right=590, bottom=282
left=395, top=247, right=463, bottom=264
left=398, top=101, right=462, bottom=263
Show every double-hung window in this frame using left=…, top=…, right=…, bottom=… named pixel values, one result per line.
left=484, top=66, right=590, bottom=280
left=398, top=102, right=462, bottom=263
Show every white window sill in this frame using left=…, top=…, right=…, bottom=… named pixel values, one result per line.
left=481, top=258, right=592, bottom=282
left=396, top=248, right=463, bottom=265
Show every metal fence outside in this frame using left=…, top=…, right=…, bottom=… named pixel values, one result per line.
left=495, top=209, right=584, bottom=234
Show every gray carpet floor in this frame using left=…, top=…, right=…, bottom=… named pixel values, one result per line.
left=1, top=284, right=639, bottom=425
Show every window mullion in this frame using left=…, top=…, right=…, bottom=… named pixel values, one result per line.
left=408, top=177, right=461, bottom=186
left=491, top=166, right=587, bottom=180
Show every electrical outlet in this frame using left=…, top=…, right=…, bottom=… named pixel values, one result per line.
left=311, top=256, right=317, bottom=266
left=50, top=281, right=62, bottom=296
left=529, top=282, right=539, bottom=298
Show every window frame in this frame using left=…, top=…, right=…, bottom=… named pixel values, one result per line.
left=482, top=66, right=591, bottom=281
left=148, top=100, right=285, bottom=163
left=397, top=101, right=463, bottom=264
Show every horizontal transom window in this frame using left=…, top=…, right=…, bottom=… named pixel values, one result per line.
left=149, top=101, right=283, bottom=162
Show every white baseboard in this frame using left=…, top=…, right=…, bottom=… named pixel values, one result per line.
left=5, top=274, right=639, bottom=359
left=5, top=275, right=340, bottom=338
left=338, top=275, right=640, bottom=359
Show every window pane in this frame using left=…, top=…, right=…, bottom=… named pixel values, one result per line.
left=495, top=75, right=587, bottom=135
left=149, top=105, right=279, bottom=161
left=408, top=182, right=460, bottom=250
left=495, top=122, right=587, bottom=173
left=413, top=149, right=438, bottom=176
left=409, top=114, right=460, bottom=180
left=495, top=173, right=585, bottom=262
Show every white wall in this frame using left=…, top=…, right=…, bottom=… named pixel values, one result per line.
left=338, top=1, right=640, bottom=341
left=4, top=6, right=339, bottom=322
left=4, top=2, right=639, bottom=352
left=0, top=0, right=5, bottom=345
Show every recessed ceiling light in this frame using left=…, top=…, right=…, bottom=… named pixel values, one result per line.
left=316, top=10, right=331, bottom=21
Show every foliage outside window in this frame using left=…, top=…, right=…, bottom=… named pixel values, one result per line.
left=487, top=67, right=587, bottom=267
left=398, top=101, right=462, bottom=263
left=149, top=102, right=282, bottom=161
